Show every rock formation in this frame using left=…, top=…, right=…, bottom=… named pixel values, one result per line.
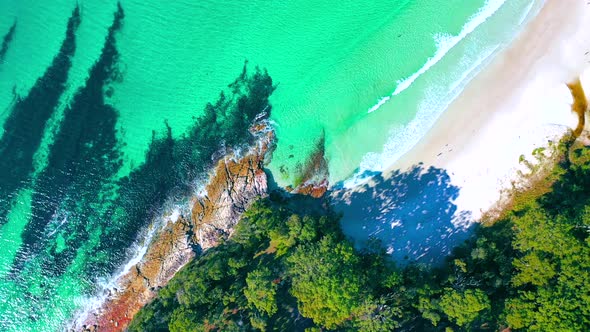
left=77, top=122, right=274, bottom=332
left=288, top=132, right=329, bottom=198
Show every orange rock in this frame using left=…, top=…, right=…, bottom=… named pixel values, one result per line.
left=80, top=121, right=273, bottom=331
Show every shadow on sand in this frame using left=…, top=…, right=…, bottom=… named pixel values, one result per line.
left=331, top=163, right=473, bottom=265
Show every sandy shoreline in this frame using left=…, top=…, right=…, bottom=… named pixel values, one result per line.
left=334, top=0, right=590, bottom=263
left=388, top=0, right=590, bottom=221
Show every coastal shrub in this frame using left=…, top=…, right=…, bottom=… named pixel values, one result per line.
left=438, top=289, right=490, bottom=327
left=287, top=235, right=365, bottom=329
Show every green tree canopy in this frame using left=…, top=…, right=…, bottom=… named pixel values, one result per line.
left=288, top=235, right=366, bottom=329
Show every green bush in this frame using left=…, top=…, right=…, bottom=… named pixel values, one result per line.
left=131, top=144, right=590, bottom=331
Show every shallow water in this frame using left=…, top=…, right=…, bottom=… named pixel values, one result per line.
left=0, top=0, right=536, bottom=330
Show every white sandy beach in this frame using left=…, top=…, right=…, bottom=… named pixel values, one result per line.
left=335, top=0, right=590, bottom=264
left=390, top=0, right=590, bottom=221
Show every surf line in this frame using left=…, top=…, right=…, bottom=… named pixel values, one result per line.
left=367, top=0, right=508, bottom=114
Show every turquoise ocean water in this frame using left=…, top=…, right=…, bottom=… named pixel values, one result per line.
left=0, top=0, right=537, bottom=330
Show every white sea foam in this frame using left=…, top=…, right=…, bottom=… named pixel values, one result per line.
left=518, top=0, right=537, bottom=26
left=366, top=0, right=508, bottom=115
left=349, top=0, right=535, bottom=189
left=47, top=215, right=68, bottom=237
left=367, top=96, right=390, bottom=113
left=168, top=208, right=181, bottom=223
left=392, top=0, right=507, bottom=97
left=379, top=45, right=499, bottom=168
left=346, top=42, right=501, bottom=189
left=71, top=218, right=162, bottom=329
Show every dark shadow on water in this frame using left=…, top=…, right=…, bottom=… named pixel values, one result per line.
left=264, top=168, right=281, bottom=193
left=0, top=7, right=79, bottom=227
left=10, top=4, right=123, bottom=277
left=331, top=163, right=473, bottom=265
left=0, top=19, right=16, bottom=64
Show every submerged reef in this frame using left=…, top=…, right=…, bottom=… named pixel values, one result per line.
left=0, top=19, right=16, bottom=63
left=0, top=6, right=80, bottom=228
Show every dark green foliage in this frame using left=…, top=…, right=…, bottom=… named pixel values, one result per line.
left=131, top=144, right=590, bottom=331
left=129, top=198, right=372, bottom=331
left=288, top=235, right=366, bottom=329
left=411, top=143, right=590, bottom=331
left=438, top=289, right=490, bottom=327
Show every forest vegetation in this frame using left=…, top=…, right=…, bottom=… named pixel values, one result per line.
left=130, top=137, right=590, bottom=331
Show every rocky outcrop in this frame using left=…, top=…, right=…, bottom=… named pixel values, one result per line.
left=78, top=122, right=274, bottom=332
left=190, top=152, right=268, bottom=248
left=290, top=179, right=329, bottom=198
left=287, top=132, right=329, bottom=198
left=79, top=216, right=195, bottom=331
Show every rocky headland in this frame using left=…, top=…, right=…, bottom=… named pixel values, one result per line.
left=78, top=121, right=274, bottom=331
